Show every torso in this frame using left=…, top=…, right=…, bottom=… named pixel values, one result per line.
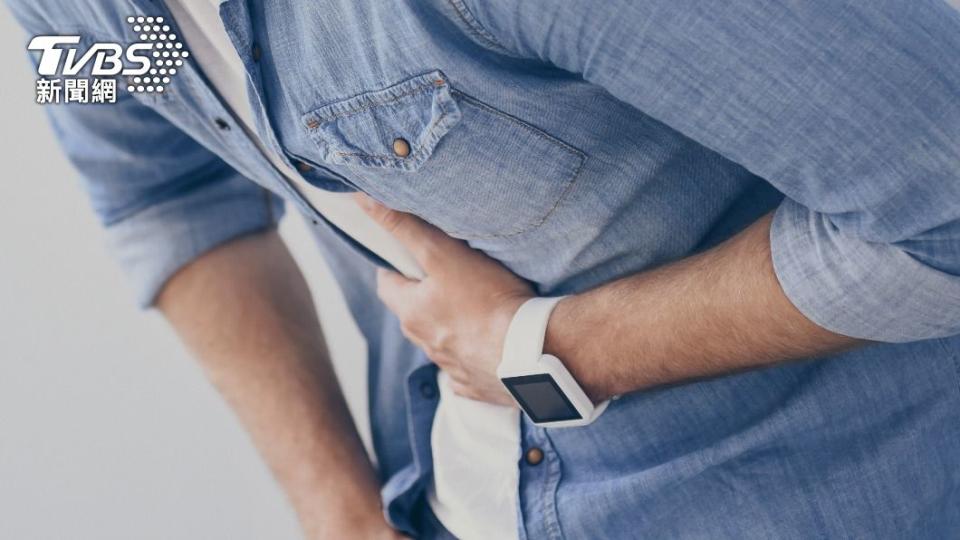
left=14, top=1, right=960, bottom=537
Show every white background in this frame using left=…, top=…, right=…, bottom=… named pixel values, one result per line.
left=0, top=8, right=370, bottom=539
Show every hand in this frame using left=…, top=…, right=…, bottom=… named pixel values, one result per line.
left=355, top=193, right=534, bottom=406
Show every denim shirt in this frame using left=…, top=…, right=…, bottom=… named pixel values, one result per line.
left=9, top=0, right=960, bottom=537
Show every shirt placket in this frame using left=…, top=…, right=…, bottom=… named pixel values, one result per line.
left=519, top=423, right=564, bottom=540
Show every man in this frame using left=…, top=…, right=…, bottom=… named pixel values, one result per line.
left=8, top=0, right=960, bottom=538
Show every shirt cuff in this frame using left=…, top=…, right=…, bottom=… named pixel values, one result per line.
left=103, top=175, right=285, bottom=308
left=770, top=198, right=960, bottom=342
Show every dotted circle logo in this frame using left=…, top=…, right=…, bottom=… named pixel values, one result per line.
left=125, top=16, right=188, bottom=94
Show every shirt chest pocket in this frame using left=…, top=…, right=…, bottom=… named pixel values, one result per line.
left=301, top=71, right=585, bottom=239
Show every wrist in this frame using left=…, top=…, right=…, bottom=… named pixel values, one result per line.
left=493, top=292, right=534, bottom=353
left=543, top=295, right=613, bottom=402
left=299, top=504, right=398, bottom=540
left=290, top=470, right=391, bottom=539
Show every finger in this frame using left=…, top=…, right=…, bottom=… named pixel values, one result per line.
left=437, top=361, right=467, bottom=381
left=449, top=380, right=481, bottom=401
left=353, top=192, right=465, bottom=271
left=398, top=324, right=430, bottom=355
left=376, top=267, right=418, bottom=318
left=421, top=349, right=454, bottom=370
left=449, top=380, right=515, bottom=407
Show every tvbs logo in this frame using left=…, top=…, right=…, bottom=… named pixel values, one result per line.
left=28, top=15, right=188, bottom=104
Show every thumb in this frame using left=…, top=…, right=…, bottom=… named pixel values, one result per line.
left=375, top=267, right=418, bottom=318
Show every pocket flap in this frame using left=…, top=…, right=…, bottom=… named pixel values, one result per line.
left=302, top=71, right=462, bottom=171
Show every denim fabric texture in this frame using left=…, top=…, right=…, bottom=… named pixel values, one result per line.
left=8, top=0, right=960, bottom=537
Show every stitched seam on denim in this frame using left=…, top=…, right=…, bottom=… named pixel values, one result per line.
left=444, top=0, right=516, bottom=56
left=452, top=91, right=582, bottom=157
left=305, top=82, right=586, bottom=240
left=936, top=338, right=960, bottom=398
left=443, top=90, right=586, bottom=240
left=334, top=92, right=451, bottom=162
left=534, top=428, right=553, bottom=540
left=307, top=80, right=439, bottom=126
left=541, top=431, right=564, bottom=540
left=453, top=150, right=583, bottom=240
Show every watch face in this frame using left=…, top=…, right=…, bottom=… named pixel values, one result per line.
left=501, top=374, right=583, bottom=423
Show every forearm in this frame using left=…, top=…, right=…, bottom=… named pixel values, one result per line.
left=546, top=213, right=863, bottom=401
left=156, top=230, right=392, bottom=538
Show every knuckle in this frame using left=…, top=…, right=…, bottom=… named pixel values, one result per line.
left=429, top=328, right=452, bottom=353
left=379, top=209, right=407, bottom=234
left=419, top=341, right=441, bottom=360
left=419, top=244, right=444, bottom=270
left=448, top=365, right=469, bottom=383
left=404, top=318, right=428, bottom=339
left=399, top=322, right=421, bottom=342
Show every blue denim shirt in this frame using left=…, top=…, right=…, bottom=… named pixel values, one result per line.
left=10, top=0, right=960, bottom=537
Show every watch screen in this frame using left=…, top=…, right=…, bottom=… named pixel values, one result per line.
left=502, top=374, right=582, bottom=423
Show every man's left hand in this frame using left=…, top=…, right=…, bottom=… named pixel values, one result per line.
left=355, top=194, right=533, bottom=406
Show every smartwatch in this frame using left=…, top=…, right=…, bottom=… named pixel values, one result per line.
left=497, top=297, right=609, bottom=428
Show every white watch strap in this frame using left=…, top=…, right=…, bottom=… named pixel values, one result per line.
left=501, top=296, right=566, bottom=370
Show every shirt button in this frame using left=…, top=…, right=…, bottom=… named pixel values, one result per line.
left=293, top=160, right=312, bottom=174
left=419, top=381, right=437, bottom=399
left=214, top=117, right=230, bottom=131
left=392, top=137, right=411, bottom=158
left=525, top=447, right=544, bottom=466
left=252, top=43, right=262, bottom=62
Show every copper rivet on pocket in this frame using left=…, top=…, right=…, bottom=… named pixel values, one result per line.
left=525, top=447, right=544, bottom=466
left=306, top=118, right=320, bottom=129
left=393, top=137, right=411, bottom=158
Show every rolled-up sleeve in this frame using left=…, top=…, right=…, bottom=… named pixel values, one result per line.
left=771, top=200, right=960, bottom=341
left=44, top=87, right=283, bottom=308
left=102, top=172, right=283, bottom=308
left=6, top=3, right=285, bottom=308
left=475, top=0, right=960, bottom=342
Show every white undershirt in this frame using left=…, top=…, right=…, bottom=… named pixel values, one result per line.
left=165, top=3, right=521, bottom=539
left=428, top=372, right=520, bottom=539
